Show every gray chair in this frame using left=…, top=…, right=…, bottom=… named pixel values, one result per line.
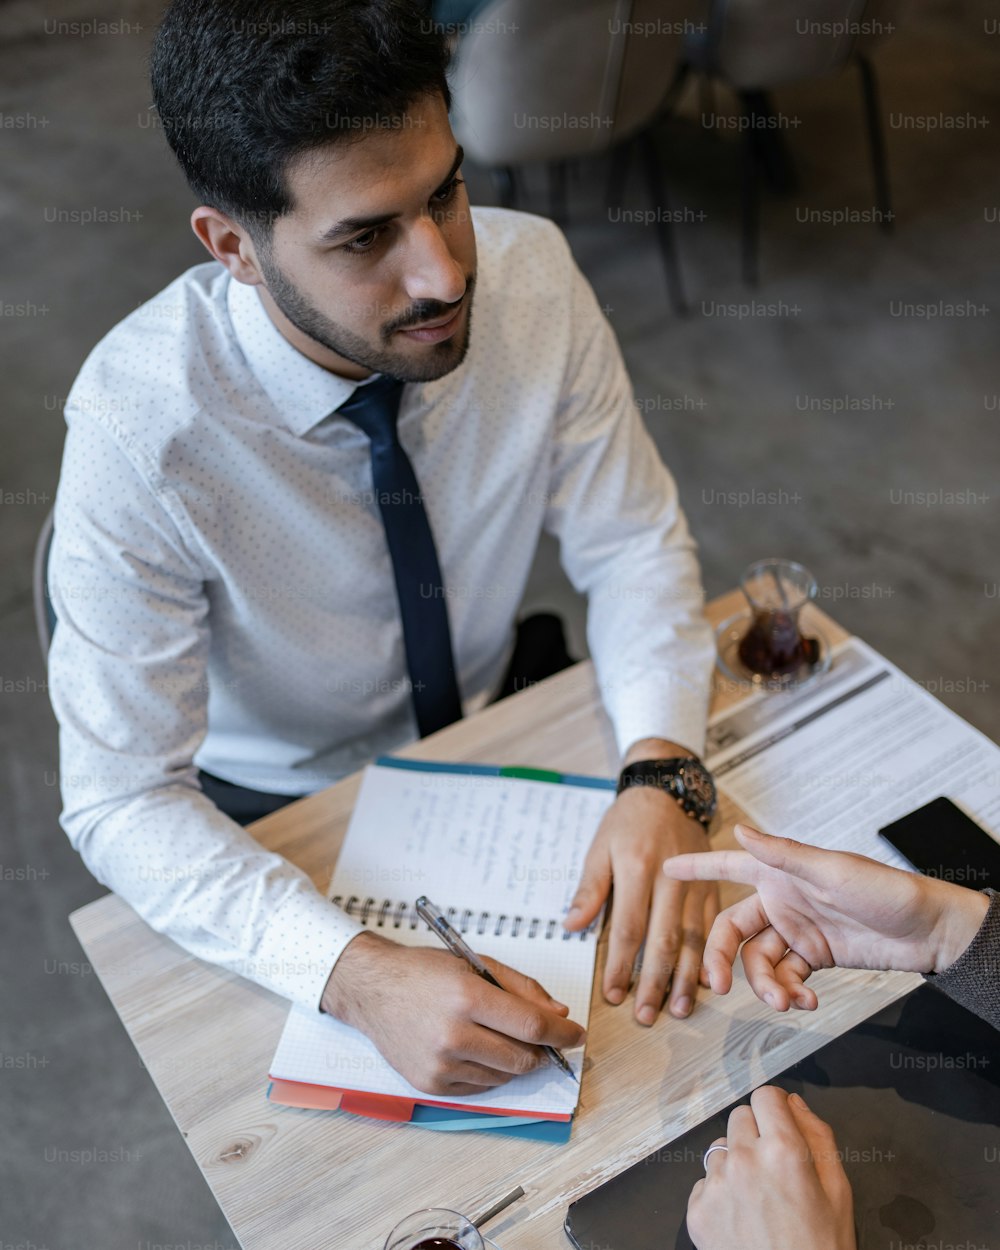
left=672, top=0, right=898, bottom=282
left=449, top=0, right=698, bottom=311
left=33, top=508, right=56, bottom=659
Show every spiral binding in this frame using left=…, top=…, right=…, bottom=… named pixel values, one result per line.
left=330, top=895, right=595, bottom=940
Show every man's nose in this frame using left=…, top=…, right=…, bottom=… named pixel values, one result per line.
left=401, top=216, right=466, bottom=307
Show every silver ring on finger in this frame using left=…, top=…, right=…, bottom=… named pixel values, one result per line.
left=702, top=1143, right=729, bottom=1172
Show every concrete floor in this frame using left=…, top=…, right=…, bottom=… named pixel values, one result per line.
left=1, top=1, right=998, bottom=1247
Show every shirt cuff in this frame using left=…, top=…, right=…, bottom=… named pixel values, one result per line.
left=245, top=884, right=365, bottom=1012
left=603, top=674, right=711, bottom=761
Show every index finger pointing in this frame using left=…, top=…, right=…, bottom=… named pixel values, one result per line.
left=662, top=849, right=761, bottom=887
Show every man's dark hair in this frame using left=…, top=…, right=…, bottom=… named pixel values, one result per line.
left=150, top=0, right=451, bottom=238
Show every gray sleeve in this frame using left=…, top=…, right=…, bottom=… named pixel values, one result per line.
left=922, top=889, right=1000, bottom=1030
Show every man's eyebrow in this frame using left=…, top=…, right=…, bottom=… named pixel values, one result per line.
left=435, top=144, right=465, bottom=195
left=318, top=145, right=465, bottom=244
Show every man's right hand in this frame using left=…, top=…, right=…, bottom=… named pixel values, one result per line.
left=320, top=930, right=586, bottom=1096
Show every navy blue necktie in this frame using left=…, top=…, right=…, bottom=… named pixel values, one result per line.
left=337, top=376, right=463, bottom=737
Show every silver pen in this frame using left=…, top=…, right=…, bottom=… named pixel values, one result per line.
left=415, top=895, right=579, bottom=1083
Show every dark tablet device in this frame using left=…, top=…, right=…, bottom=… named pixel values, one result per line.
left=878, top=795, right=1000, bottom=890
left=564, top=985, right=1000, bottom=1250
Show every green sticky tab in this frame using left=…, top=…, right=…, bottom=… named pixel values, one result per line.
left=501, top=766, right=564, bottom=784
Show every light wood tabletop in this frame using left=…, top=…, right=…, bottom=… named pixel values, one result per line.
left=69, top=590, right=919, bottom=1249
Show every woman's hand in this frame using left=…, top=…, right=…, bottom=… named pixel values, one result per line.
left=687, top=1086, right=856, bottom=1250
left=663, top=824, right=990, bottom=1010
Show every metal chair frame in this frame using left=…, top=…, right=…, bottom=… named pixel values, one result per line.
left=32, top=508, right=56, bottom=659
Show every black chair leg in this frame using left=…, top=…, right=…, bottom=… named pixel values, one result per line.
left=492, top=165, right=517, bottom=209
left=547, top=159, right=569, bottom=227
left=741, top=130, right=760, bottom=286
left=857, top=55, right=893, bottom=231
left=637, top=127, right=688, bottom=315
left=660, top=60, right=692, bottom=119
left=738, top=89, right=798, bottom=194
left=698, top=72, right=717, bottom=125
left=605, top=137, right=633, bottom=211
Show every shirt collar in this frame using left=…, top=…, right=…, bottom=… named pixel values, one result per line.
left=227, top=274, right=362, bottom=436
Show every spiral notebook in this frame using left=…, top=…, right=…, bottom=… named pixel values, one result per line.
left=267, top=757, right=616, bottom=1125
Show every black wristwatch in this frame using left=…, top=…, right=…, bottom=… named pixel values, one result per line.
left=617, top=756, right=718, bottom=831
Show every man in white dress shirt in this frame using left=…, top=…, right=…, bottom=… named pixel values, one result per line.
left=48, top=0, right=720, bottom=1095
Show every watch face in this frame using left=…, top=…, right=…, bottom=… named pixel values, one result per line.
left=680, top=762, right=715, bottom=810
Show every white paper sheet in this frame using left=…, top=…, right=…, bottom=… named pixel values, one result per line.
left=706, top=637, right=1000, bottom=864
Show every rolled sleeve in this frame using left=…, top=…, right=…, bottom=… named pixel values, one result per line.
left=543, top=259, right=714, bottom=758
left=49, top=411, right=362, bottom=1010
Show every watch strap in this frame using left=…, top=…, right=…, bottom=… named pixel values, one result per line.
left=617, top=757, right=717, bottom=830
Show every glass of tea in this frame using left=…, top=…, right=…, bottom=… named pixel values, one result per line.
left=383, top=1208, right=485, bottom=1250
left=737, top=558, right=819, bottom=679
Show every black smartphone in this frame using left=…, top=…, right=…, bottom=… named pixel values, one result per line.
left=878, top=796, right=1000, bottom=890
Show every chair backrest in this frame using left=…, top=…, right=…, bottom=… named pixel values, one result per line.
left=614, top=0, right=703, bottom=137
left=699, top=0, right=899, bottom=89
left=33, top=508, right=56, bottom=659
left=449, top=0, right=694, bottom=165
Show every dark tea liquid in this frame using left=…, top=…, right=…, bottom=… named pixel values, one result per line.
left=409, top=1241, right=463, bottom=1249
left=738, top=608, right=805, bottom=675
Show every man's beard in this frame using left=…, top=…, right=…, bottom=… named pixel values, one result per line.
left=260, top=255, right=475, bottom=383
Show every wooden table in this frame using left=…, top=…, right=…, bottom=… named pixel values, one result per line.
left=70, top=591, right=919, bottom=1249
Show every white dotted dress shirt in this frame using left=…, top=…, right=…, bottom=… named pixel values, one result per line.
left=49, top=208, right=714, bottom=1011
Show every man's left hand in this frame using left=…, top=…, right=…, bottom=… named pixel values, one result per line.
left=564, top=741, right=719, bottom=1023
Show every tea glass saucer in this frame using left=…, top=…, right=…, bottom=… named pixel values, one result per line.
left=715, top=609, right=832, bottom=692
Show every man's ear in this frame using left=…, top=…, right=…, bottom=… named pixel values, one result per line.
left=191, top=206, right=265, bottom=285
